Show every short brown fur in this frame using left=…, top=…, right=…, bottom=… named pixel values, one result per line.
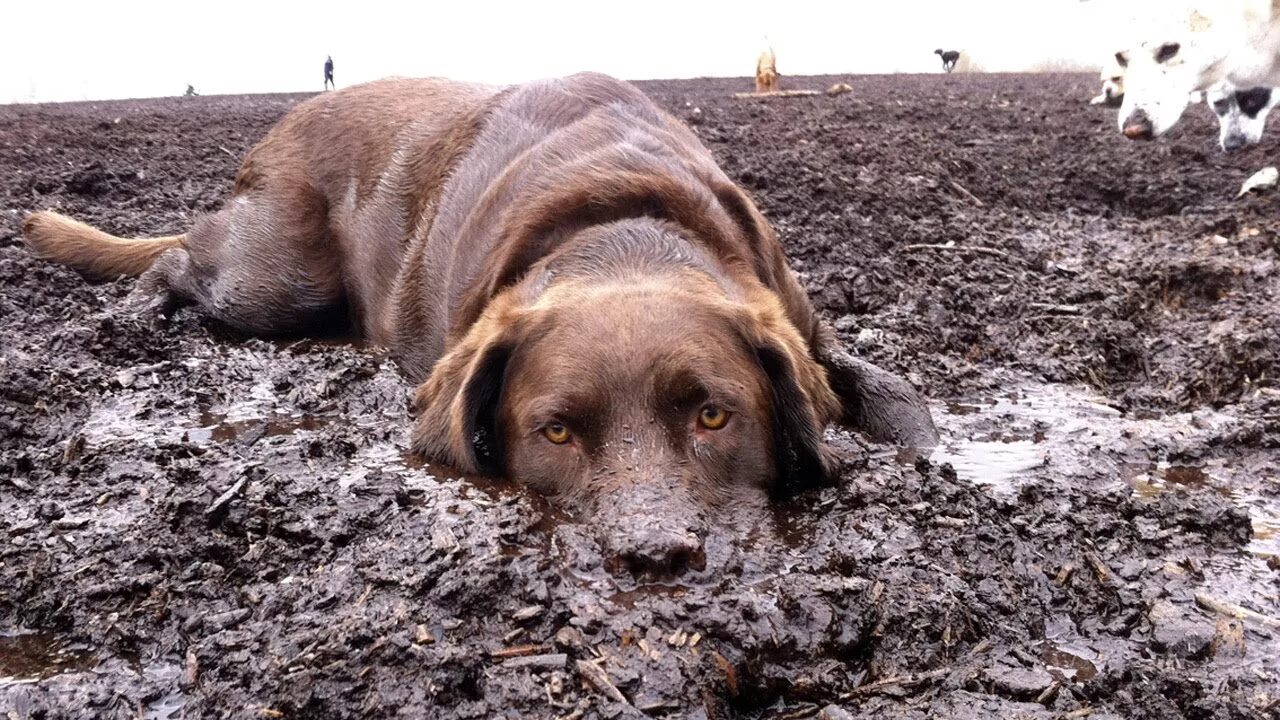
left=23, top=73, right=935, bottom=575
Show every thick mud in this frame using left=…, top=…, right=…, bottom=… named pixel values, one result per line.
left=1, top=73, right=1277, bottom=719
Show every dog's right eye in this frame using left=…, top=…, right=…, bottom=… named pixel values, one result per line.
left=1155, top=43, right=1180, bottom=63
left=1114, top=51, right=1129, bottom=68
left=1213, top=99, right=1232, bottom=115
left=697, top=406, right=730, bottom=430
left=543, top=422, right=572, bottom=444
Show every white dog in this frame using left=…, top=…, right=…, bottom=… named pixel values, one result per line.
left=1090, top=58, right=1126, bottom=107
left=1114, top=0, right=1280, bottom=139
left=1207, top=82, right=1279, bottom=149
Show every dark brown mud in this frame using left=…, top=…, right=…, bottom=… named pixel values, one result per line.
left=1, top=73, right=1277, bottom=719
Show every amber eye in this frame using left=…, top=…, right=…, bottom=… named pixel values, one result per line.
left=698, top=406, right=729, bottom=430
left=543, top=422, right=571, bottom=444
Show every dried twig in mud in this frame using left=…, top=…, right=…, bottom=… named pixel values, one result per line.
left=576, top=659, right=629, bottom=704
left=903, top=243, right=1015, bottom=262
left=1195, top=593, right=1280, bottom=628
left=1027, top=303, right=1082, bottom=315
left=489, top=644, right=550, bottom=660
left=947, top=179, right=985, bottom=207
left=1084, top=552, right=1115, bottom=587
left=280, top=638, right=322, bottom=669
left=837, top=668, right=951, bottom=700
left=205, top=476, right=248, bottom=519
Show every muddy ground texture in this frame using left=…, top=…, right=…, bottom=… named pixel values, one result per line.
left=1, top=73, right=1278, bottom=719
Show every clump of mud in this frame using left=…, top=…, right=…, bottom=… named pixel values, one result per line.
left=2, top=75, right=1277, bottom=719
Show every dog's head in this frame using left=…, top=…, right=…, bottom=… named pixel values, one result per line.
left=410, top=220, right=841, bottom=580
left=1114, top=4, right=1246, bottom=139
left=1094, top=58, right=1127, bottom=107
left=1208, top=82, right=1276, bottom=150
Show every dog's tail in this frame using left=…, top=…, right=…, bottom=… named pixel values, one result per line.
left=22, top=211, right=186, bottom=277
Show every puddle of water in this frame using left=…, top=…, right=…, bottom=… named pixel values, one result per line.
left=140, top=661, right=186, bottom=720
left=1124, top=463, right=1279, bottom=559
left=930, top=438, right=1044, bottom=488
left=933, top=379, right=1279, bottom=561
left=0, top=632, right=97, bottom=686
left=927, top=383, right=1119, bottom=490
left=186, top=410, right=331, bottom=445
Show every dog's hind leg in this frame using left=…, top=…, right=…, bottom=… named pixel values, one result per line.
left=26, top=182, right=347, bottom=337
left=137, top=184, right=347, bottom=336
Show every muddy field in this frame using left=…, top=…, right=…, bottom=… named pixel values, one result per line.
left=1, top=73, right=1278, bottom=719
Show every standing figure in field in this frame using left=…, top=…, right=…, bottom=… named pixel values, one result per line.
left=935, top=49, right=960, bottom=73
left=756, top=47, right=778, bottom=93
left=324, top=55, right=335, bottom=91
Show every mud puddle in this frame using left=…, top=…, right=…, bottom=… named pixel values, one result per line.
left=0, top=632, right=96, bottom=686
left=932, top=376, right=1279, bottom=559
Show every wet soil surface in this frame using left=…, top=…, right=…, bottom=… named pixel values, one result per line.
left=1, top=73, right=1278, bottom=719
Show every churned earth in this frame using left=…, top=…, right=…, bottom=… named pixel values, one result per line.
left=1, top=72, right=1277, bottom=719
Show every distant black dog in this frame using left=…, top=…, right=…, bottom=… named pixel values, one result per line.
left=935, top=49, right=960, bottom=73
left=324, top=56, right=335, bottom=91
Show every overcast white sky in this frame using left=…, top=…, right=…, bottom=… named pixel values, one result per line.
left=2, top=0, right=1117, bottom=103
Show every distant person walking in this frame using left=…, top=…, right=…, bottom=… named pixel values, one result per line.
left=324, top=55, right=335, bottom=91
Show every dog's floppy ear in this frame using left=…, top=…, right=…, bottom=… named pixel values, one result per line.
left=735, top=295, right=842, bottom=496
left=812, top=324, right=940, bottom=449
left=410, top=297, right=528, bottom=475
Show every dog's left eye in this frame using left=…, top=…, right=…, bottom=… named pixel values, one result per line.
left=698, top=406, right=730, bottom=430
left=543, top=422, right=572, bottom=444
left=1155, top=43, right=1180, bottom=63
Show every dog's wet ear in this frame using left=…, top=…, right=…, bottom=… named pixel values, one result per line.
left=410, top=298, right=527, bottom=475
left=812, top=324, right=939, bottom=449
left=735, top=298, right=842, bottom=496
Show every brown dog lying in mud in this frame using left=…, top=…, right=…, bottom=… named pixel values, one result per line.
left=24, top=73, right=937, bottom=578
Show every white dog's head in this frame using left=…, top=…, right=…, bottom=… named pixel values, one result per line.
left=1114, top=4, right=1246, bottom=139
left=1208, top=82, right=1277, bottom=150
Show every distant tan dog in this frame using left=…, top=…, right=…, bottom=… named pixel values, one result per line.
left=756, top=48, right=778, bottom=93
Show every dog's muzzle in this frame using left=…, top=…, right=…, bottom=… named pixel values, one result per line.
left=1122, top=110, right=1155, bottom=140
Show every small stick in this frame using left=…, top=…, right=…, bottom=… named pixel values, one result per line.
left=903, top=243, right=1015, bottom=261
left=1027, top=303, right=1082, bottom=315
left=281, top=638, right=322, bottom=669
left=576, top=659, right=628, bottom=704
left=1195, top=593, right=1280, bottom=628
left=732, top=89, right=822, bottom=99
left=1084, top=552, right=1114, bottom=586
left=205, top=476, right=247, bottom=518
left=947, top=179, right=986, bottom=207
left=489, top=644, right=549, bottom=660
left=838, top=668, right=950, bottom=699
left=218, top=145, right=236, bottom=158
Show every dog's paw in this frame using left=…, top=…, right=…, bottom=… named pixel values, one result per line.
left=118, top=286, right=176, bottom=330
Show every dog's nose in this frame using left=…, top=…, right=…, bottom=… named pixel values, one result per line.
left=610, top=529, right=706, bottom=580
left=1122, top=111, right=1155, bottom=140
left=1223, top=134, right=1247, bottom=152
